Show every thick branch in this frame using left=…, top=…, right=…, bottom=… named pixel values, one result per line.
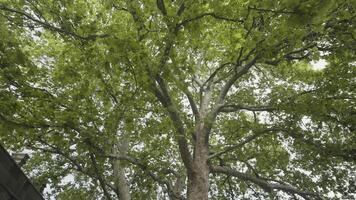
left=140, top=12, right=192, bottom=171
left=219, top=105, right=276, bottom=113
left=0, top=113, right=50, bottom=129
left=183, top=87, right=200, bottom=121
left=170, top=75, right=199, bottom=120
left=89, top=153, right=113, bottom=200
left=248, top=6, right=296, bottom=15
left=177, top=12, right=244, bottom=28
left=202, top=62, right=234, bottom=89
left=284, top=44, right=316, bottom=60
left=214, top=56, right=258, bottom=112
left=209, top=128, right=280, bottom=160
left=105, top=154, right=184, bottom=200
left=156, top=0, right=167, bottom=15
left=152, top=76, right=193, bottom=170
left=282, top=129, right=356, bottom=162
left=27, top=141, right=116, bottom=193
left=210, top=166, right=321, bottom=199
left=0, top=4, right=108, bottom=40
left=176, top=2, right=185, bottom=16
left=27, top=142, right=82, bottom=171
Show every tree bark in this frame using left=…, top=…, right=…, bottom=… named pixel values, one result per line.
left=112, top=138, right=131, bottom=200
left=187, top=121, right=210, bottom=200
left=186, top=88, right=213, bottom=200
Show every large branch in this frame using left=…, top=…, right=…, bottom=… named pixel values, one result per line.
left=27, top=140, right=83, bottom=172
left=177, top=12, right=244, bottom=29
left=105, top=154, right=185, bottom=200
left=208, top=128, right=281, bottom=160
left=0, top=3, right=108, bottom=40
left=156, top=0, right=167, bottom=15
left=281, top=129, right=356, bottom=162
left=219, top=104, right=276, bottom=113
left=26, top=140, right=117, bottom=193
left=89, top=153, right=113, bottom=200
left=171, top=75, right=200, bottom=121
left=152, top=76, right=193, bottom=171
left=214, top=56, right=258, bottom=113
left=248, top=6, right=296, bottom=15
left=145, top=21, right=193, bottom=171
left=0, top=113, right=51, bottom=129
left=210, top=166, right=321, bottom=199
left=202, top=62, right=234, bottom=89
left=182, top=86, right=200, bottom=121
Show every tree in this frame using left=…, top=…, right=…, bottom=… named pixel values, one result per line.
left=0, top=0, right=355, bottom=199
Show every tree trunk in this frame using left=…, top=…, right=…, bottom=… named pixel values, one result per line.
left=112, top=138, right=131, bottom=200
left=187, top=123, right=210, bottom=200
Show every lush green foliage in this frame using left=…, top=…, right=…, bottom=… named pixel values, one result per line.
left=0, top=0, right=355, bottom=199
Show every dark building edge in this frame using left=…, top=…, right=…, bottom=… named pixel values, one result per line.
left=0, top=143, right=44, bottom=200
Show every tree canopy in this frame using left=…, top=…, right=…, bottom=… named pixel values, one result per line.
left=0, top=0, right=355, bottom=199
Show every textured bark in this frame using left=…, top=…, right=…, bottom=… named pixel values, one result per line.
left=187, top=123, right=210, bottom=200
left=187, top=90, right=212, bottom=200
left=112, top=139, right=131, bottom=200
